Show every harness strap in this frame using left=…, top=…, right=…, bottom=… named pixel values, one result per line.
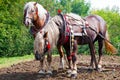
left=44, top=12, right=50, bottom=27
left=57, top=13, right=67, bottom=44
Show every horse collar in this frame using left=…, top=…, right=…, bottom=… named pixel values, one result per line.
left=29, top=12, right=50, bottom=37
left=43, top=12, right=50, bottom=27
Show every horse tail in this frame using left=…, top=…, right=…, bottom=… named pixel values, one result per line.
left=104, top=31, right=117, bottom=54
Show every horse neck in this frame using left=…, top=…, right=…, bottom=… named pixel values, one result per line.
left=34, top=4, right=48, bottom=29
left=44, top=16, right=61, bottom=47
left=33, top=16, right=45, bottom=30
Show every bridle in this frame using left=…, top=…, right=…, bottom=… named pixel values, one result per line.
left=24, top=6, right=50, bottom=36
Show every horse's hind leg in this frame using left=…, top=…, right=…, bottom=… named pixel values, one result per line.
left=89, top=41, right=98, bottom=70
left=63, top=45, right=72, bottom=77
left=98, top=39, right=104, bottom=71
left=57, top=45, right=64, bottom=69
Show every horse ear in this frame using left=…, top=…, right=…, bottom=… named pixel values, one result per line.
left=43, top=32, right=48, bottom=39
left=36, top=7, right=38, bottom=15
left=34, top=2, right=37, bottom=6
left=34, top=2, right=38, bottom=15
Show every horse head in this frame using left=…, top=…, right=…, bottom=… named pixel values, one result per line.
left=23, top=2, right=48, bottom=28
left=34, top=31, right=50, bottom=60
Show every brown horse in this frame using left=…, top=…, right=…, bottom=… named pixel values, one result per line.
left=23, top=2, right=50, bottom=38
left=55, top=13, right=117, bottom=78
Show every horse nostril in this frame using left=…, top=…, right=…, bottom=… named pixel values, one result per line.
left=27, top=21, right=29, bottom=25
left=35, top=51, right=41, bottom=60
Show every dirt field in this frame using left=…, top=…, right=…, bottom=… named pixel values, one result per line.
left=0, top=55, right=120, bottom=80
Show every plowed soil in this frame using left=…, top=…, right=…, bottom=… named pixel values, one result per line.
left=0, top=55, right=120, bottom=80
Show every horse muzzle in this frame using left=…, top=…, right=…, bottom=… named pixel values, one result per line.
left=35, top=51, right=44, bottom=60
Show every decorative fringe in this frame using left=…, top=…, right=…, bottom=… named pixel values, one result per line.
left=104, top=40, right=117, bottom=54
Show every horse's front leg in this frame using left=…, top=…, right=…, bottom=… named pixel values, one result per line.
left=57, top=45, right=64, bottom=69
left=71, top=40, right=77, bottom=78
left=46, top=51, right=53, bottom=76
left=66, top=50, right=72, bottom=77
left=38, top=57, right=45, bottom=75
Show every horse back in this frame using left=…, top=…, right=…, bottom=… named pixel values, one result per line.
left=85, top=15, right=107, bottom=36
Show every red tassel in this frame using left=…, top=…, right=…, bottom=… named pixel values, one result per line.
left=57, top=9, right=62, bottom=14
left=67, top=56, right=72, bottom=60
left=47, top=42, right=51, bottom=50
left=71, top=52, right=75, bottom=56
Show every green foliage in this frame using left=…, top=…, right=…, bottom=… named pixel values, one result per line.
left=71, top=0, right=90, bottom=16
left=0, top=0, right=33, bottom=57
left=57, top=0, right=90, bottom=16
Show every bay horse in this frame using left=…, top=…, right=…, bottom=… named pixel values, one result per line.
left=23, top=2, right=50, bottom=38
left=56, top=13, right=117, bottom=78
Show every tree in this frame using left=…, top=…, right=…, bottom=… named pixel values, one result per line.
left=71, top=0, right=90, bottom=16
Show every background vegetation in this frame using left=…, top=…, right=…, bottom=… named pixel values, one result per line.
left=0, top=0, right=120, bottom=57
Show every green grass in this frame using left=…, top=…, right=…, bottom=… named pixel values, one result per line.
left=0, top=54, right=34, bottom=68
left=0, top=54, right=59, bottom=69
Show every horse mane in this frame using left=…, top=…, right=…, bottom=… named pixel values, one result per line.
left=24, top=2, right=47, bottom=19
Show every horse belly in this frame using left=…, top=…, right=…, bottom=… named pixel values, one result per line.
left=75, top=36, right=90, bottom=45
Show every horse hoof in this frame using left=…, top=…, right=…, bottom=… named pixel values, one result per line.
left=46, top=70, right=52, bottom=76
left=71, top=70, right=77, bottom=78
left=71, top=74, right=77, bottom=79
left=66, top=69, right=72, bottom=77
left=95, top=64, right=102, bottom=72
left=38, top=70, right=45, bottom=75
left=98, top=64, right=102, bottom=69
left=67, top=73, right=72, bottom=78
left=97, top=67, right=103, bottom=72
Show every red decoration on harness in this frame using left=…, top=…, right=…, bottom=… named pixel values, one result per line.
left=57, top=9, right=62, bottom=14
left=67, top=56, right=72, bottom=60
left=47, top=42, right=51, bottom=50
left=67, top=52, right=75, bottom=60
left=71, top=52, right=75, bottom=56
left=64, top=36, right=69, bottom=43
